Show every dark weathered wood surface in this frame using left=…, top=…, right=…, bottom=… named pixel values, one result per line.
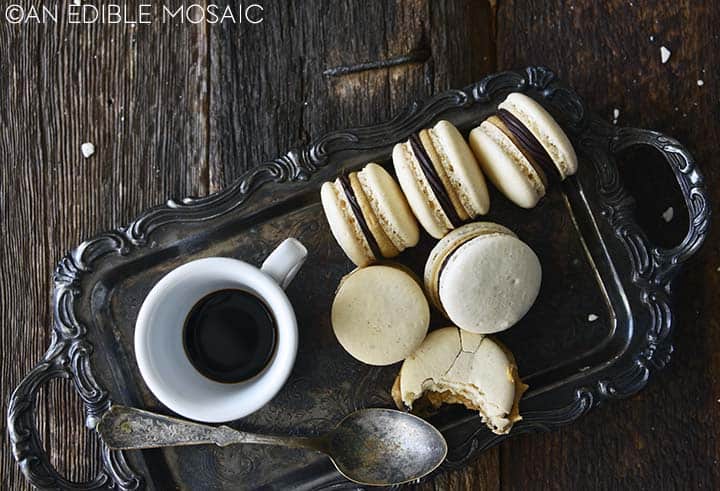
left=1, top=0, right=717, bottom=489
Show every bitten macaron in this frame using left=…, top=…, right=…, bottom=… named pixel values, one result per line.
left=392, top=327, right=526, bottom=435
left=468, top=92, right=578, bottom=208
left=331, top=264, right=430, bottom=366
left=393, top=120, right=490, bottom=239
left=321, top=163, right=419, bottom=267
left=424, top=222, right=541, bottom=334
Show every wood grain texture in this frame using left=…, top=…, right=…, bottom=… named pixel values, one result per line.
left=1, top=1, right=210, bottom=488
left=1, top=0, right=718, bottom=489
left=496, top=1, right=720, bottom=489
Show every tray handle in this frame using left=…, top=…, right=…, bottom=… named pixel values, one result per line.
left=610, top=127, right=710, bottom=285
left=7, top=349, right=136, bottom=490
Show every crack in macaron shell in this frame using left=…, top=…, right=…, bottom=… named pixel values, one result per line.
left=395, top=327, right=526, bottom=435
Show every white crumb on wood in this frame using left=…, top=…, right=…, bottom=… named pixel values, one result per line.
left=697, top=79, right=705, bottom=86
left=649, top=35, right=655, bottom=42
left=81, top=142, right=95, bottom=158
left=662, top=206, right=674, bottom=222
left=613, top=108, right=620, bottom=124
left=587, top=314, right=599, bottom=322
left=660, top=46, right=671, bottom=63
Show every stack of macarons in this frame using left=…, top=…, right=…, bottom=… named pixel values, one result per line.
left=392, top=327, right=527, bottom=435
left=321, top=93, right=577, bottom=267
left=320, top=92, right=577, bottom=434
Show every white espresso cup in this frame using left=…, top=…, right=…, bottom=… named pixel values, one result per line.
left=134, top=238, right=307, bottom=422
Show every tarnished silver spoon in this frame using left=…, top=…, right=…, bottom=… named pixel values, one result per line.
left=98, top=405, right=447, bottom=487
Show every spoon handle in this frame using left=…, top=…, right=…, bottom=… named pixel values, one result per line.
left=98, top=405, right=321, bottom=451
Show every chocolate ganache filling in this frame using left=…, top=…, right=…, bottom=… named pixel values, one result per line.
left=408, top=133, right=462, bottom=228
left=496, top=108, right=561, bottom=185
left=338, top=173, right=383, bottom=259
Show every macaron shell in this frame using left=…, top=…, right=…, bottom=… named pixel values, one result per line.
left=430, top=120, right=490, bottom=217
left=320, top=181, right=374, bottom=266
left=393, top=142, right=452, bottom=239
left=499, top=92, right=578, bottom=178
left=424, top=222, right=516, bottom=311
left=439, top=233, right=541, bottom=333
left=331, top=265, right=430, bottom=366
left=357, top=163, right=419, bottom=250
left=469, top=121, right=545, bottom=209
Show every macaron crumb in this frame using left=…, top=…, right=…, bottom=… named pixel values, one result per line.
left=660, top=46, right=671, bottom=64
left=81, top=142, right=95, bottom=158
left=587, top=314, right=599, bottom=322
left=662, top=206, right=674, bottom=223
left=612, top=108, right=620, bottom=125
left=697, top=79, right=705, bottom=86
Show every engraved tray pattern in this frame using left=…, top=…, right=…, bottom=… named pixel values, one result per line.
left=8, top=67, right=710, bottom=490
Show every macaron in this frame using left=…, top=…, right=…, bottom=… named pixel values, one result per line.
left=321, top=163, right=419, bottom=267
left=331, top=264, right=430, bottom=366
left=468, top=92, right=578, bottom=208
left=424, top=222, right=541, bottom=334
left=393, top=120, right=490, bottom=239
left=391, top=327, right=527, bottom=435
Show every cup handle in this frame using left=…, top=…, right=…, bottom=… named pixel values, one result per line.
left=261, top=238, right=308, bottom=289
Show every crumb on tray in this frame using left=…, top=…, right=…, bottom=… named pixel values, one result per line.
left=660, top=46, right=671, bottom=64
left=81, top=142, right=95, bottom=158
left=662, top=207, right=674, bottom=223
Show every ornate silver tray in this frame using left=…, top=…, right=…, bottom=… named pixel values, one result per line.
left=8, top=67, right=710, bottom=490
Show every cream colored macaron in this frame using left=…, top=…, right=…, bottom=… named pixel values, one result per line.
left=393, top=120, right=490, bottom=239
left=321, top=163, right=419, bottom=267
left=392, top=327, right=527, bottom=435
left=424, top=222, right=541, bottom=334
left=468, top=92, right=578, bottom=208
left=331, top=264, right=430, bottom=366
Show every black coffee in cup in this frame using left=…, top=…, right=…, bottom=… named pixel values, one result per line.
left=183, top=289, right=276, bottom=383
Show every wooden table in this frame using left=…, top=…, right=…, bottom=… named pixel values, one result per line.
left=2, top=1, right=717, bottom=489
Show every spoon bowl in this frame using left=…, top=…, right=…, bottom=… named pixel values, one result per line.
left=326, top=408, right=448, bottom=486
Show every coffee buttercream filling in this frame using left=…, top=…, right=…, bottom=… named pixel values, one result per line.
left=338, top=173, right=382, bottom=259
left=409, top=133, right=462, bottom=228
left=495, top=109, right=561, bottom=186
